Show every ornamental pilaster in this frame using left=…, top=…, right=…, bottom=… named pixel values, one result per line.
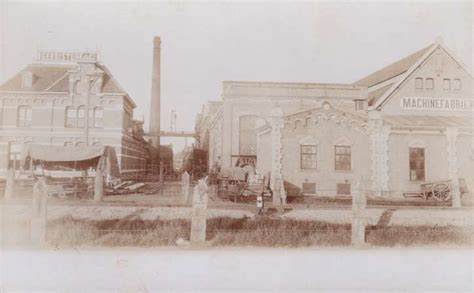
left=368, top=111, right=390, bottom=197
left=269, top=106, right=285, bottom=205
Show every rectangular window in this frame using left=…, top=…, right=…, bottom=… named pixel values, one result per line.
left=453, top=79, right=461, bottom=90
left=302, top=182, right=316, bottom=194
left=425, top=78, right=434, bottom=89
left=77, top=107, right=86, bottom=128
left=415, top=77, right=423, bottom=89
left=443, top=79, right=451, bottom=90
left=66, top=107, right=76, bottom=128
left=337, top=183, right=351, bottom=195
left=93, top=107, right=103, bottom=127
left=409, top=147, right=425, bottom=181
left=8, top=143, right=23, bottom=169
left=335, top=146, right=351, bottom=171
left=18, top=106, right=32, bottom=127
left=301, top=145, right=317, bottom=170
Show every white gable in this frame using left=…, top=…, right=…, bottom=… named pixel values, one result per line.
left=375, top=43, right=473, bottom=117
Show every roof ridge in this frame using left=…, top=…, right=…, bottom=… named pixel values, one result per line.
left=353, top=43, right=435, bottom=87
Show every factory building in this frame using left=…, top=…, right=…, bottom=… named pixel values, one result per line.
left=199, top=38, right=473, bottom=201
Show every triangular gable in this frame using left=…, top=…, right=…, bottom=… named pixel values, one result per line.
left=372, top=40, right=473, bottom=110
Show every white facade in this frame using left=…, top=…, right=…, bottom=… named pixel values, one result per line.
left=203, top=39, right=473, bottom=200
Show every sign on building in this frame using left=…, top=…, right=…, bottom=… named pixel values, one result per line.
left=401, top=97, right=473, bottom=111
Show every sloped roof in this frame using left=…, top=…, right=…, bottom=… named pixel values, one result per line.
left=0, top=63, right=124, bottom=94
left=0, top=64, right=74, bottom=92
left=367, top=83, right=394, bottom=106
left=353, top=44, right=434, bottom=87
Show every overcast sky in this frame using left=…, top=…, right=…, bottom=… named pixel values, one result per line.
left=1, top=1, right=472, bottom=149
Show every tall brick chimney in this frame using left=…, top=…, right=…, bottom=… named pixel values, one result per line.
left=150, top=37, right=161, bottom=171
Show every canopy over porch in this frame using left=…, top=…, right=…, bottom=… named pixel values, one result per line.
left=21, top=144, right=120, bottom=178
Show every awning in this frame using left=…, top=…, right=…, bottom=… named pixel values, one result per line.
left=21, top=144, right=121, bottom=177
left=22, top=144, right=106, bottom=162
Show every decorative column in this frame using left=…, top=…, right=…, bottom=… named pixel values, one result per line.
left=368, top=111, right=390, bottom=197
left=269, top=107, right=285, bottom=206
left=446, top=127, right=461, bottom=208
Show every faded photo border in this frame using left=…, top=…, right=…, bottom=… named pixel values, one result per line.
left=1, top=0, right=473, bottom=291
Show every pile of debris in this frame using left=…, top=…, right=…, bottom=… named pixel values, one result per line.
left=106, top=181, right=163, bottom=195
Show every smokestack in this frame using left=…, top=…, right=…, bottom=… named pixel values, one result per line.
left=150, top=37, right=161, bottom=170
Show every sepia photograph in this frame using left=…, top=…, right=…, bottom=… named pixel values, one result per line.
left=0, top=0, right=473, bottom=291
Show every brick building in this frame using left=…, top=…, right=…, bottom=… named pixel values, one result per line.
left=0, top=51, right=151, bottom=177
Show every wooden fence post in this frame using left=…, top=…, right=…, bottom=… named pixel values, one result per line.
left=181, top=171, right=190, bottom=205
left=3, top=168, right=15, bottom=200
left=94, top=169, right=104, bottom=202
left=31, top=177, right=48, bottom=246
left=159, top=162, right=164, bottom=196
left=451, top=177, right=461, bottom=208
left=190, top=177, right=208, bottom=244
left=351, top=180, right=366, bottom=247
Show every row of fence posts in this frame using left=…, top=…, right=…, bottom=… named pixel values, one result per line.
left=185, top=178, right=367, bottom=247
left=9, top=169, right=466, bottom=248
left=4, top=169, right=367, bottom=247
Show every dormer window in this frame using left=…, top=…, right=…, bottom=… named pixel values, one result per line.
left=425, top=78, right=434, bottom=89
left=415, top=78, right=423, bottom=89
left=21, top=71, right=34, bottom=89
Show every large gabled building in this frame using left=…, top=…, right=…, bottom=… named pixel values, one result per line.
left=201, top=38, right=473, bottom=204
left=0, top=51, right=151, bottom=178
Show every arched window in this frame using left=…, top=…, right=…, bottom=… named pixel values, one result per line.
left=77, top=106, right=86, bottom=128
left=93, top=107, right=103, bottom=127
left=65, top=107, right=76, bottom=128
left=17, top=105, right=32, bottom=127
left=239, top=116, right=266, bottom=156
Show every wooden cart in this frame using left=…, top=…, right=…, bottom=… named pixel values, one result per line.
left=419, top=180, right=452, bottom=201
left=404, top=178, right=468, bottom=202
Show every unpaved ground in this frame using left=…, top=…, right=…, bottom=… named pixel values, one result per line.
left=2, top=202, right=473, bottom=227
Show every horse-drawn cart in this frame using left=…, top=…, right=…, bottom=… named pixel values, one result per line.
left=404, top=178, right=468, bottom=201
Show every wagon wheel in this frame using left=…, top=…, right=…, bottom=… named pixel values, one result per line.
left=432, top=183, right=451, bottom=201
